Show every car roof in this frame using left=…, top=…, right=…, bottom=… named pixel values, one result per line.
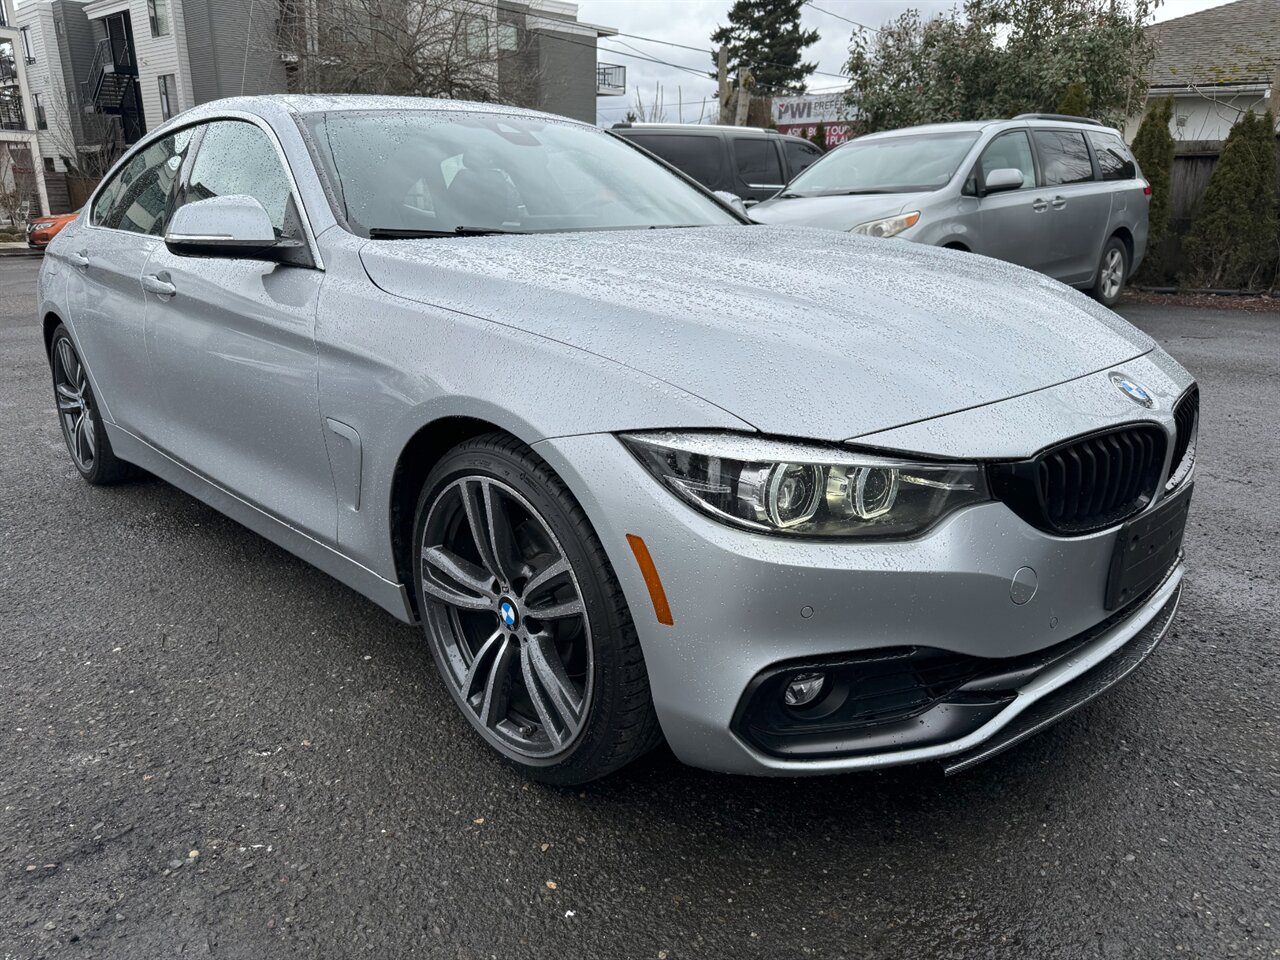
left=857, top=117, right=1123, bottom=141
left=612, top=123, right=784, bottom=137
left=167, top=94, right=590, bottom=129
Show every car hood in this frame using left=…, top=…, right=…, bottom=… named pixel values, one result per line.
left=359, top=225, right=1153, bottom=441
left=749, top=192, right=929, bottom=230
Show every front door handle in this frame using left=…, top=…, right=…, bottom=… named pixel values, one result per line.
left=141, top=273, right=177, bottom=298
left=1050, top=195, right=1067, bottom=209
left=70, top=250, right=90, bottom=268
left=1032, top=199, right=1049, bottom=212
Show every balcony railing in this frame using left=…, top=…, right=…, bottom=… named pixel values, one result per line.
left=0, top=87, right=26, bottom=130
left=596, top=62, right=625, bottom=97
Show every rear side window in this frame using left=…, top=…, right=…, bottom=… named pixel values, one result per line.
left=733, top=137, right=783, bottom=187
left=1087, top=131, right=1137, bottom=181
left=783, top=139, right=823, bottom=177
left=1032, top=129, right=1094, bottom=185
left=977, top=130, right=1036, bottom=188
left=90, top=128, right=193, bottom=235
left=626, top=134, right=722, bottom=187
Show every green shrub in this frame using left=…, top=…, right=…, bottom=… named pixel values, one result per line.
left=1130, top=97, right=1175, bottom=279
left=1182, top=110, right=1277, bottom=290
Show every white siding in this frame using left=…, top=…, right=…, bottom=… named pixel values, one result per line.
left=85, top=0, right=186, bottom=133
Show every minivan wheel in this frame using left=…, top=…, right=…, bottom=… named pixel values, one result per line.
left=49, top=325, right=136, bottom=485
left=1091, top=237, right=1128, bottom=307
left=412, top=433, right=662, bottom=785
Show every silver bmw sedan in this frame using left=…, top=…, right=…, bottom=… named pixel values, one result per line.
left=37, top=96, right=1197, bottom=784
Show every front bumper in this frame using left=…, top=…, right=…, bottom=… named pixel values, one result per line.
left=535, top=431, right=1184, bottom=776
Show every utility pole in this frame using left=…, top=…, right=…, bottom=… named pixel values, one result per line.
left=717, top=46, right=733, bottom=124
left=734, top=68, right=753, bottom=126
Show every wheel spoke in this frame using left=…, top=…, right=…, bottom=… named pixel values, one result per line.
left=83, top=416, right=96, bottom=458
left=482, top=482, right=523, bottom=586
left=521, top=555, right=569, bottom=604
left=56, top=339, right=77, bottom=384
left=526, top=631, right=583, bottom=731
left=421, top=545, right=498, bottom=610
left=461, top=629, right=516, bottom=729
left=520, top=641, right=566, bottom=749
left=527, top=595, right=584, bottom=621
left=460, top=480, right=505, bottom=582
left=73, top=414, right=91, bottom=464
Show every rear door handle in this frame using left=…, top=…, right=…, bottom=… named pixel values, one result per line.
left=1032, top=199, right=1049, bottom=212
left=1050, top=195, right=1067, bottom=209
left=141, top=273, right=177, bottom=298
left=70, top=250, right=90, bottom=268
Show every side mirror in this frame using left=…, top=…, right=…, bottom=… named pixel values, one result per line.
left=165, top=195, right=306, bottom=264
left=712, top=190, right=749, bottom=217
left=983, top=168, right=1025, bottom=194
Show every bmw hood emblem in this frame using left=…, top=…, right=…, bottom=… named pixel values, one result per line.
left=1110, top=373, right=1154, bottom=408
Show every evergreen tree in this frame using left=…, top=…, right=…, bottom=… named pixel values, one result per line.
left=809, top=122, right=828, bottom=151
left=1056, top=82, right=1091, bottom=117
left=1182, top=110, right=1278, bottom=290
left=1130, top=97, right=1175, bottom=278
left=711, top=0, right=820, bottom=94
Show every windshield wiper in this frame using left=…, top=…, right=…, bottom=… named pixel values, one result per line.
left=367, top=226, right=525, bottom=239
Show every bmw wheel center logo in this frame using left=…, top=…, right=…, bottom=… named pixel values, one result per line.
left=1110, top=373, right=1155, bottom=408
left=499, top=600, right=518, bottom=629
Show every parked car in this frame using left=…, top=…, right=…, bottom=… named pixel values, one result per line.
left=26, top=210, right=80, bottom=249
left=611, top=122, right=825, bottom=203
left=750, top=115, right=1149, bottom=306
left=40, top=96, right=1196, bottom=785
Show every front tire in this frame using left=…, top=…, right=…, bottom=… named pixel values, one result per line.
left=412, top=433, right=662, bottom=785
left=1091, top=236, right=1128, bottom=307
left=49, top=324, right=136, bottom=485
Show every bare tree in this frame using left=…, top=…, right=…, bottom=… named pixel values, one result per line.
left=273, top=0, right=543, bottom=106
left=631, top=83, right=666, bottom=123
left=0, top=143, right=36, bottom=224
left=39, top=86, right=125, bottom=182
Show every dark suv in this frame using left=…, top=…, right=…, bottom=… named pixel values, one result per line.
left=611, top=123, right=825, bottom=203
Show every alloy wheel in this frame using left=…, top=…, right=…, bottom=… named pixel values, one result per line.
left=1100, top=247, right=1125, bottom=301
left=419, top=475, right=592, bottom=761
left=53, top=336, right=97, bottom=472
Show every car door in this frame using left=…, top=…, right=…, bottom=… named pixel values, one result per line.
left=623, top=133, right=725, bottom=193
left=1030, top=128, right=1113, bottom=283
left=141, top=118, right=336, bottom=543
left=731, top=136, right=786, bottom=202
left=61, top=129, right=193, bottom=433
left=967, top=130, right=1048, bottom=272
left=782, top=138, right=824, bottom=182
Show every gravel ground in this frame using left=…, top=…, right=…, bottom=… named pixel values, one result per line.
left=1, top=257, right=1277, bottom=959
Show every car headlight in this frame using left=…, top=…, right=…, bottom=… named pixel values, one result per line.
left=29, top=221, right=56, bottom=231
left=851, top=211, right=920, bottom=238
left=621, top=431, right=989, bottom=539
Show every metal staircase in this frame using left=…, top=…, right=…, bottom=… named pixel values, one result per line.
left=81, top=36, right=137, bottom=115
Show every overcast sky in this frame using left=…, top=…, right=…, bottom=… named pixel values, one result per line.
left=576, top=0, right=1236, bottom=125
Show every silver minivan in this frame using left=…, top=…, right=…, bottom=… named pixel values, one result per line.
left=750, top=114, right=1150, bottom=306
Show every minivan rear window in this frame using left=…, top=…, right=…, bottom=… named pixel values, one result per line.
left=626, top=134, right=722, bottom=188
left=1087, top=131, right=1137, bottom=181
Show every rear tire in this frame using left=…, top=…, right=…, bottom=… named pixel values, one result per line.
left=1090, top=236, right=1128, bottom=307
left=49, top=324, right=137, bottom=485
left=412, top=433, right=662, bottom=785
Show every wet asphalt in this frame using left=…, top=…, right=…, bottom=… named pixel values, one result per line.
left=0, top=256, right=1277, bottom=959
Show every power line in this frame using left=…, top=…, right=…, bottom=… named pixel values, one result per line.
left=802, top=1, right=880, bottom=33
left=607, top=29, right=850, bottom=83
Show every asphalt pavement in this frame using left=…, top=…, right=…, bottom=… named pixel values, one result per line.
left=1, top=256, right=1277, bottom=959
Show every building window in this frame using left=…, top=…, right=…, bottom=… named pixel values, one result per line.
left=497, top=23, right=518, bottom=52
left=148, top=0, right=170, bottom=38
left=55, top=18, right=65, bottom=38
left=33, top=92, right=46, bottom=129
left=19, top=25, right=35, bottom=63
left=463, top=17, right=488, bottom=57
left=158, top=74, right=175, bottom=120
left=44, top=156, right=56, bottom=173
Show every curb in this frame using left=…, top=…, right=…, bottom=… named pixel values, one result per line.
left=0, top=248, right=43, bottom=258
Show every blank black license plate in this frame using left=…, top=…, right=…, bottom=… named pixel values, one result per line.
left=1105, top=485, right=1192, bottom=611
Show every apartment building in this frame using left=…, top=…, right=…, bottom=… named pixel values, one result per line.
left=1, top=0, right=50, bottom=218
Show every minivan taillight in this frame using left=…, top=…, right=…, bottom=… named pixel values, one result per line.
left=1142, top=181, right=1152, bottom=197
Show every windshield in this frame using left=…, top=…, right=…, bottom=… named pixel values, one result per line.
left=781, top=131, right=981, bottom=197
left=303, top=109, right=740, bottom=237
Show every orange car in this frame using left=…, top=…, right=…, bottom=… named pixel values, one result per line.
left=26, top=210, right=80, bottom=249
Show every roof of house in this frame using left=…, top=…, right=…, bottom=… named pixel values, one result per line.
left=1147, top=0, right=1280, bottom=89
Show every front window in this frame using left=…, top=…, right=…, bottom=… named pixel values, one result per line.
left=780, top=131, right=981, bottom=197
left=303, top=109, right=740, bottom=237
left=148, top=0, right=170, bottom=37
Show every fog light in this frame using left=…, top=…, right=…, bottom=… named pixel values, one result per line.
left=783, top=672, right=826, bottom=707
